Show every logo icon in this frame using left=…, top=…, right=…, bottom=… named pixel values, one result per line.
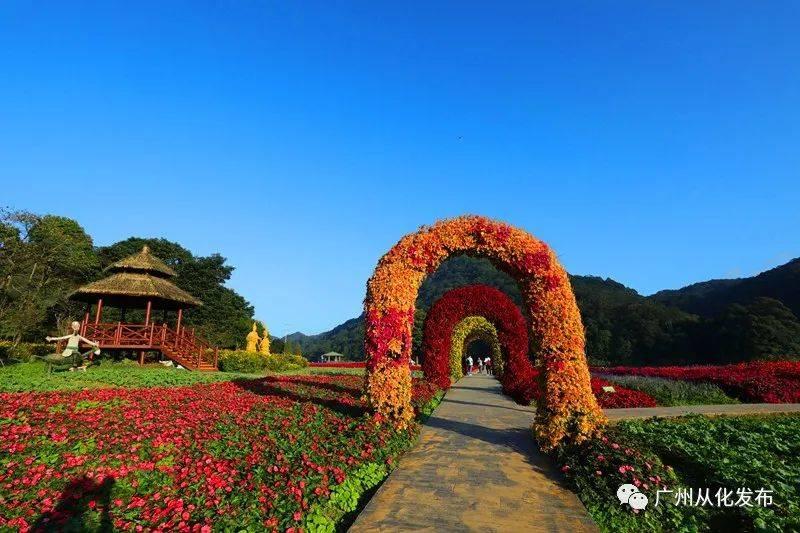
left=617, top=483, right=649, bottom=510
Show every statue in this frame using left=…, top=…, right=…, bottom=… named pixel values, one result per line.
left=44, top=321, right=100, bottom=372
left=245, top=322, right=260, bottom=352
left=259, top=322, right=270, bottom=355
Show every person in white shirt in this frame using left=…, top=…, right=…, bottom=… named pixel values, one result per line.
left=466, top=355, right=473, bottom=375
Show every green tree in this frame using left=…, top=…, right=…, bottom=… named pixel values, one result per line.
left=0, top=210, right=99, bottom=343
left=708, top=298, right=800, bottom=362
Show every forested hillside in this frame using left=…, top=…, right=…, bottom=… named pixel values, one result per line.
left=652, top=258, right=800, bottom=318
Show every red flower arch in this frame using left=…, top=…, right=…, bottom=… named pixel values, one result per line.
left=364, top=215, right=605, bottom=449
left=421, top=285, right=530, bottom=390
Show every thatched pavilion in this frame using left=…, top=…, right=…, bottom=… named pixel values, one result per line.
left=70, top=245, right=218, bottom=370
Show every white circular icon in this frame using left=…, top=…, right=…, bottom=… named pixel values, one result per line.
left=617, top=483, right=639, bottom=504
left=628, top=492, right=649, bottom=510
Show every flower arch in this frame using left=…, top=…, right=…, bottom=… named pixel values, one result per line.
left=450, top=316, right=502, bottom=380
left=422, top=286, right=528, bottom=388
left=364, top=215, right=604, bottom=449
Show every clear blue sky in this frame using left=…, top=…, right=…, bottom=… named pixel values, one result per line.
left=2, top=2, right=798, bottom=335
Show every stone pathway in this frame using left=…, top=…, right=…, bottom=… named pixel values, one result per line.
left=349, top=374, right=598, bottom=533
left=605, top=402, right=800, bottom=421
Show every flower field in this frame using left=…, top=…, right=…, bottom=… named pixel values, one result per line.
left=598, top=361, right=800, bottom=404
left=597, top=375, right=739, bottom=406
left=0, top=374, right=441, bottom=532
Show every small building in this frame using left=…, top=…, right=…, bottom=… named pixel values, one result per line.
left=69, top=245, right=218, bottom=370
left=320, top=351, right=345, bottom=363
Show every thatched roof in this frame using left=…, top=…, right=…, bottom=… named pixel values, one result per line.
left=70, top=246, right=202, bottom=308
left=106, top=245, right=177, bottom=278
left=71, top=272, right=202, bottom=308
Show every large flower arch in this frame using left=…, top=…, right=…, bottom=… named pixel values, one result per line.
left=422, top=285, right=528, bottom=388
left=450, top=316, right=503, bottom=380
left=364, top=215, right=605, bottom=449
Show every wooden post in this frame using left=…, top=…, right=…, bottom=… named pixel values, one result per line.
left=94, top=298, right=103, bottom=324
left=144, top=300, right=152, bottom=326
left=82, top=304, right=90, bottom=336
left=175, top=308, right=183, bottom=349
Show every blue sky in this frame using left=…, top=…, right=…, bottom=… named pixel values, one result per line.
left=1, top=2, right=798, bottom=335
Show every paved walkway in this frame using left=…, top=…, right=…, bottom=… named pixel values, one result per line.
left=349, top=374, right=598, bottom=533
left=605, top=402, right=800, bottom=421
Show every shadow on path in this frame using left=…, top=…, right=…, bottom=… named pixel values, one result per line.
left=442, top=397, right=534, bottom=413
left=423, top=415, right=570, bottom=488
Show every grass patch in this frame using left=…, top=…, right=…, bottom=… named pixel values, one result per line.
left=0, top=360, right=258, bottom=392
left=598, top=374, right=739, bottom=406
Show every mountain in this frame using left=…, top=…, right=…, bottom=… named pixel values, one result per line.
left=652, top=258, right=800, bottom=318
left=292, top=255, right=800, bottom=365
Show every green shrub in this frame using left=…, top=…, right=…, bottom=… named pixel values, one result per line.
left=599, top=374, right=738, bottom=406
left=264, top=353, right=309, bottom=372
left=217, top=350, right=268, bottom=373
left=0, top=341, right=53, bottom=363
left=217, top=351, right=309, bottom=373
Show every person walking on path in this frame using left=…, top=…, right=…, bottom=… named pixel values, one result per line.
left=466, top=355, right=474, bottom=376
left=484, top=356, right=492, bottom=375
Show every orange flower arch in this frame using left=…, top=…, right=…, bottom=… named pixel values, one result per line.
left=364, top=215, right=605, bottom=449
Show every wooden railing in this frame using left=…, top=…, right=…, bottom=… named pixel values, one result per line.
left=82, top=322, right=218, bottom=370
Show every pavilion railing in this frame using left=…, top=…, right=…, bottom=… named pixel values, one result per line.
left=81, top=322, right=218, bottom=370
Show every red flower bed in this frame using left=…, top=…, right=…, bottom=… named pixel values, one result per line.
left=503, top=367, right=657, bottom=408
left=591, top=377, right=658, bottom=409
left=598, top=361, right=800, bottom=403
left=0, top=375, right=439, bottom=532
left=421, top=285, right=530, bottom=390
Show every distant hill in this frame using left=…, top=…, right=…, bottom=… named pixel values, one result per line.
left=652, top=258, right=800, bottom=318
left=292, top=255, right=800, bottom=365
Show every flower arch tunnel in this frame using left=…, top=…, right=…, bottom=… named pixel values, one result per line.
left=363, top=215, right=605, bottom=449
left=450, top=316, right=502, bottom=380
left=421, top=286, right=529, bottom=387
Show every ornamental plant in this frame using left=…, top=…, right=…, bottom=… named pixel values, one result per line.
left=449, top=316, right=502, bottom=380
left=421, top=286, right=527, bottom=389
left=364, top=215, right=604, bottom=449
